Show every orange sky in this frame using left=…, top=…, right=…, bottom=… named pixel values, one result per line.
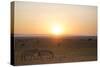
left=14, top=1, right=97, bottom=36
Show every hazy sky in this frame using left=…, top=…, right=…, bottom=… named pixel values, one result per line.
left=14, top=1, right=97, bottom=36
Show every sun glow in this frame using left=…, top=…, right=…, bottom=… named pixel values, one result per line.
left=52, top=24, right=63, bottom=35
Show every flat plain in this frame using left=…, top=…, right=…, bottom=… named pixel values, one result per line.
left=14, top=36, right=97, bottom=65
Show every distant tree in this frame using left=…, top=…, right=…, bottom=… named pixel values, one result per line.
left=88, top=38, right=92, bottom=41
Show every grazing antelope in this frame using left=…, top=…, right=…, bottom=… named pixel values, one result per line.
left=21, top=49, right=54, bottom=61
left=38, top=50, right=54, bottom=60
left=21, top=49, right=39, bottom=61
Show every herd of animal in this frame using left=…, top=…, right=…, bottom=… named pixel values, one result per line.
left=21, top=48, right=54, bottom=61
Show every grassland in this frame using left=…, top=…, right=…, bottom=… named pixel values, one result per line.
left=14, top=36, right=97, bottom=65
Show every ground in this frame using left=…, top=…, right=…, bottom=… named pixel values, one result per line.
left=13, top=36, right=97, bottom=65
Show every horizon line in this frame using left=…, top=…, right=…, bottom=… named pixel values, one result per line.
left=13, top=34, right=97, bottom=37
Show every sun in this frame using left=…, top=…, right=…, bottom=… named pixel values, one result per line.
left=52, top=24, right=63, bottom=35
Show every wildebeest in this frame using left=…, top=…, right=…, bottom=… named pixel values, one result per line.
left=21, top=49, right=39, bottom=61
left=38, top=50, right=54, bottom=60
left=21, top=49, right=54, bottom=61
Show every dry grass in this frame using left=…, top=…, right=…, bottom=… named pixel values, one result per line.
left=14, top=36, right=97, bottom=65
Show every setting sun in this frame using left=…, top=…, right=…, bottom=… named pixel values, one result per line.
left=52, top=24, right=63, bottom=35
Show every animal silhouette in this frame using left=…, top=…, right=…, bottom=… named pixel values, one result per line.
left=21, top=49, right=54, bottom=61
